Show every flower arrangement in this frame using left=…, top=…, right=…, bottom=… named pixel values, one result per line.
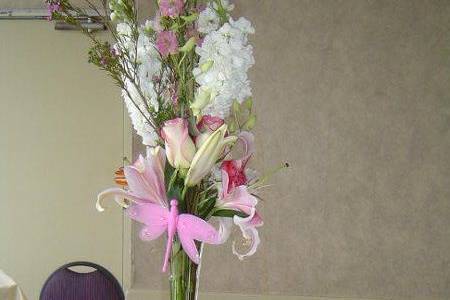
left=46, top=0, right=286, bottom=298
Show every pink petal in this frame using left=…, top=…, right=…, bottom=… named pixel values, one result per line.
left=220, top=169, right=230, bottom=198
left=232, top=212, right=263, bottom=260
left=221, top=185, right=258, bottom=216
left=124, top=150, right=168, bottom=206
left=217, top=217, right=233, bottom=243
left=124, top=165, right=153, bottom=199
left=237, top=131, right=255, bottom=161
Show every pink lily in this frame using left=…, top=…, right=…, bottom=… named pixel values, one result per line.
left=96, top=146, right=168, bottom=211
left=221, top=131, right=255, bottom=193
left=216, top=131, right=263, bottom=259
left=216, top=168, right=263, bottom=260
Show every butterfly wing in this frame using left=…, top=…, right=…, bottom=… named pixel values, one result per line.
left=177, top=214, right=221, bottom=264
left=127, top=203, right=169, bottom=241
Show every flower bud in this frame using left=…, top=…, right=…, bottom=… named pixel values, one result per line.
left=110, top=12, right=117, bottom=21
left=185, top=124, right=237, bottom=186
left=179, top=37, right=197, bottom=52
left=243, top=97, right=253, bottom=111
left=243, top=114, right=256, bottom=130
left=232, top=99, right=240, bottom=115
left=200, top=60, right=214, bottom=73
left=190, top=87, right=215, bottom=117
left=161, top=118, right=196, bottom=169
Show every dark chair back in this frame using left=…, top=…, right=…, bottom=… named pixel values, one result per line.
left=39, top=261, right=124, bottom=300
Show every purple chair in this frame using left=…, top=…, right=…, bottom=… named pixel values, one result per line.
left=39, top=261, right=124, bottom=300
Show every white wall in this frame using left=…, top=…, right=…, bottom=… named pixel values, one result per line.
left=0, top=21, right=128, bottom=299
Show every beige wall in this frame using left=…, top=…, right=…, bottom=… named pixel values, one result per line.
left=131, top=1, right=450, bottom=300
left=0, top=0, right=99, bottom=9
left=0, top=22, right=127, bottom=299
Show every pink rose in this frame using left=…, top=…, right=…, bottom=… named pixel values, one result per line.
left=198, top=115, right=224, bottom=132
left=161, top=118, right=196, bottom=169
left=195, top=115, right=224, bottom=148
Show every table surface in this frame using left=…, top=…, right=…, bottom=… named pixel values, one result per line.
left=0, top=270, right=28, bottom=300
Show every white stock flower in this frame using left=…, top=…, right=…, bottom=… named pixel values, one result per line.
left=193, top=17, right=255, bottom=118
left=197, top=6, right=220, bottom=34
left=116, top=22, right=162, bottom=146
left=212, top=0, right=235, bottom=11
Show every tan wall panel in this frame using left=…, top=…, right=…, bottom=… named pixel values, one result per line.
left=0, top=0, right=96, bottom=9
left=0, top=21, right=125, bottom=299
left=130, top=0, right=450, bottom=299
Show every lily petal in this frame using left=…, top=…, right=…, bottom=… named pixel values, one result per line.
left=237, top=131, right=255, bottom=160
left=217, top=217, right=233, bottom=243
left=232, top=212, right=263, bottom=260
left=186, top=124, right=237, bottom=186
left=218, top=171, right=258, bottom=215
left=123, top=147, right=168, bottom=206
left=96, top=188, right=144, bottom=212
left=222, top=186, right=257, bottom=215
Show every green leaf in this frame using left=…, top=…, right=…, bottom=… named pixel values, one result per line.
left=198, top=197, right=217, bottom=219
left=170, top=22, right=180, bottom=31
left=164, top=164, right=176, bottom=188
left=167, top=184, right=183, bottom=204
left=181, top=13, right=198, bottom=23
left=213, top=209, right=249, bottom=218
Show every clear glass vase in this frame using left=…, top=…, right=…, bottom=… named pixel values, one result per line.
left=169, top=239, right=204, bottom=300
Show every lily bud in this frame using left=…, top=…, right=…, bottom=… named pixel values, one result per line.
left=228, top=119, right=237, bottom=133
left=161, top=118, right=196, bottom=169
left=185, top=124, right=238, bottom=186
left=179, top=36, right=196, bottom=52
left=243, top=114, right=256, bottom=130
left=232, top=99, right=240, bottom=115
left=243, top=97, right=253, bottom=111
left=200, top=60, right=214, bottom=73
left=110, top=12, right=117, bottom=21
left=190, top=87, right=215, bottom=117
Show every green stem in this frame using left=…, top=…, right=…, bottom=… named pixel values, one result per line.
left=170, top=234, right=202, bottom=300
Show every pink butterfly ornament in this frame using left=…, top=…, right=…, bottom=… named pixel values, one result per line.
left=127, top=199, right=221, bottom=272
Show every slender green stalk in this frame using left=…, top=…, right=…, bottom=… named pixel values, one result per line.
left=170, top=244, right=201, bottom=300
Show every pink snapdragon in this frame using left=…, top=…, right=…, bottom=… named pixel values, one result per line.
left=156, top=30, right=179, bottom=58
left=159, top=0, right=184, bottom=18
left=47, top=2, right=61, bottom=20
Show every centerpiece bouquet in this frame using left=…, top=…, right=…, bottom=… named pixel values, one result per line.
left=46, top=0, right=286, bottom=298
